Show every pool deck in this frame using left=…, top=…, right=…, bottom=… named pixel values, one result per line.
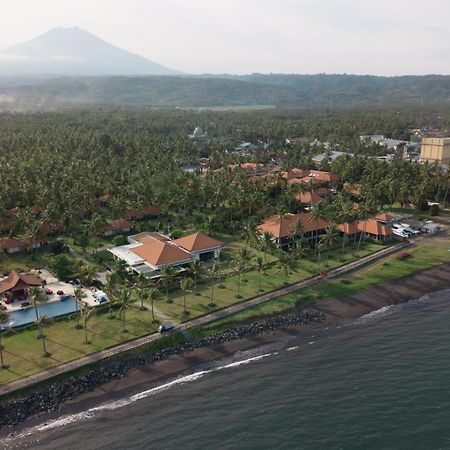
left=1, top=269, right=100, bottom=313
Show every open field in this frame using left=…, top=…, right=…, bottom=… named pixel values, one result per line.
left=0, top=306, right=159, bottom=384
left=0, top=249, right=79, bottom=274
left=197, top=237, right=450, bottom=333
left=156, top=241, right=385, bottom=322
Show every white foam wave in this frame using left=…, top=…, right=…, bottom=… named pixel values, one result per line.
left=286, top=346, right=299, bottom=351
left=1, top=352, right=273, bottom=445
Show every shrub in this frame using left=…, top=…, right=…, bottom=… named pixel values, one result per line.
left=112, top=235, right=128, bottom=246
left=397, top=252, right=413, bottom=260
left=429, top=204, right=440, bottom=216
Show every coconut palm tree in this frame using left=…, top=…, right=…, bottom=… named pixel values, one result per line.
left=234, top=258, right=246, bottom=299
left=79, top=263, right=97, bottom=287
left=238, top=247, right=253, bottom=282
left=104, top=273, right=119, bottom=319
left=254, top=256, right=265, bottom=292
left=158, top=265, right=178, bottom=303
left=81, top=304, right=95, bottom=344
left=292, top=239, right=309, bottom=269
left=338, top=202, right=354, bottom=261
left=0, top=311, right=10, bottom=369
left=143, top=286, right=159, bottom=323
left=117, top=289, right=133, bottom=333
left=134, top=273, right=149, bottom=310
left=262, top=231, right=274, bottom=262
left=356, top=203, right=373, bottom=256
left=291, top=218, right=304, bottom=248
left=316, top=238, right=325, bottom=274
left=73, top=287, right=87, bottom=329
left=309, top=203, right=328, bottom=247
left=30, top=287, right=47, bottom=337
left=322, top=225, right=339, bottom=267
left=276, top=252, right=297, bottom=284
left=243, top=218, right=258, bottom=246
left=187, top=259, right=203, bottom=293
left=208, top=261, right=220, bottom=306
left=180, top=277, right=194, bottom=315
left=36, top=315, right=51, bottom=357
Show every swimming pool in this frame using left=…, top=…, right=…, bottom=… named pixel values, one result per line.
left=5, top=298, right=78, bottom=328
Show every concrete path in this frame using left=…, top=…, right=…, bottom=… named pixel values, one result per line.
left=68, top=247, right=88, bottom=265
left=0, top=242, right=408, bottom=397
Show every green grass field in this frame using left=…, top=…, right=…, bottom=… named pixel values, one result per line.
left=198, top=240, right=450, bottom=333
left=0, top=306, right=158, bottom=384
left=155, top=240, right=384, bottom=322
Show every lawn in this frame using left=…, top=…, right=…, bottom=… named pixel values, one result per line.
left=155, top=240, right=386, bottom=322
left=0, top=249, right=78, bottom=274
left=0, top=305, right=159, bottom=385
left=198, top=239, right=450, bottom=332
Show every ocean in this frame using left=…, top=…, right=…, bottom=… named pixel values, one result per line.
left=3, top=289, right=450, bottom=450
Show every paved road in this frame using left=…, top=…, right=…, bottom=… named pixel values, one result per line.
left=0, top=242, right=408, bottom=397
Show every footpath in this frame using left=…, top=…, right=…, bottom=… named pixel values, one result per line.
left=0, top=242, right=408, bottom=397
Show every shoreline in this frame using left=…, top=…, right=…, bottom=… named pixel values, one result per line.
left=1, top=262, right=450, bottom=436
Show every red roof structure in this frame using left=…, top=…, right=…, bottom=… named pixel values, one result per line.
left=258, top=213, right=329, bottom=238
left=132, top=238, right=192, bottom=266
left=0, top=271, right=42, bottom=294
left=174, top=232, right=224, bottom=252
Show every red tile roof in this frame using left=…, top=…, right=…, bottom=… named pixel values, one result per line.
left=132, top=237, right=193, bottom=266
left=0, top=238, right=25, bottom=250
left=258, top=213, right=329, bottom=238
left=337, top=221, right=360, bottom=235
left=0, top=271, right=42, bottom=294
left=294, top=191, right=324, bottom=205
left=358, top=219, right=392, bottom=237
left=374, top=213, right=395, bottom=222
left=126, top=206, right=160, bottom=220
left=174, top=232, right=224, bottom=252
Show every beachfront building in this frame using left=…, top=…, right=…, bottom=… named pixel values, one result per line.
left=337, top=214, right=394, bottom=242
left=258, top=212, right=329, bottom=249
left=294, top=190, right=324, bottom=207
left=101, top=219, right=134, bottom=237
left=125, top=206, right=161, bottom=222
left=109, top=231, right=225, bottom=278
left=356, top=219, right=393, bottom=241
left=0, top=271, right=42, bottom=303
left=0, top=238, right=43, bottom=254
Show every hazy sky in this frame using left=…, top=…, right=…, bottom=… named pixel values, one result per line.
left=1, top=0, right=450, bottom=75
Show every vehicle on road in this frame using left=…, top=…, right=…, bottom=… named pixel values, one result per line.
left=158, top=323, right=174, bottom=333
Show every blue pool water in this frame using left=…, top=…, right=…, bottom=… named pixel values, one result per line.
left=6, top=298, right=77, bottom=328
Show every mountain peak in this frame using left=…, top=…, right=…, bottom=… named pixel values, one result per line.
left=0, top=27, right=180, bottom=76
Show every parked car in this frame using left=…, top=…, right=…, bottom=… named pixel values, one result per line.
left=158, top=323, right=174, bottom=333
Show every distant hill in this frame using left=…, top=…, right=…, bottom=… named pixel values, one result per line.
left=0, top=27, right=179, bottom=76
left=0, top=74, right=450, bottom=111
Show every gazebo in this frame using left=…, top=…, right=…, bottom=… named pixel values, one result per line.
left=0, top=271, right=42, bottom=302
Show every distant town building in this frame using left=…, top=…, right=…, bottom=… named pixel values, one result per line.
left=420, top=137, right=450, bottom=164
left=188, top=127, right=208, bottom=140
left=360, top=135, right=408, bottom=150
left=312, top=150, right=354, bottom=163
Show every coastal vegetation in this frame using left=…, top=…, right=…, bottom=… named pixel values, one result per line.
left=0, top=106, right=449, bottom=387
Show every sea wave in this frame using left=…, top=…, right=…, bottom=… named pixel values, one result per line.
left=1, top=353, right=273, bottom=447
